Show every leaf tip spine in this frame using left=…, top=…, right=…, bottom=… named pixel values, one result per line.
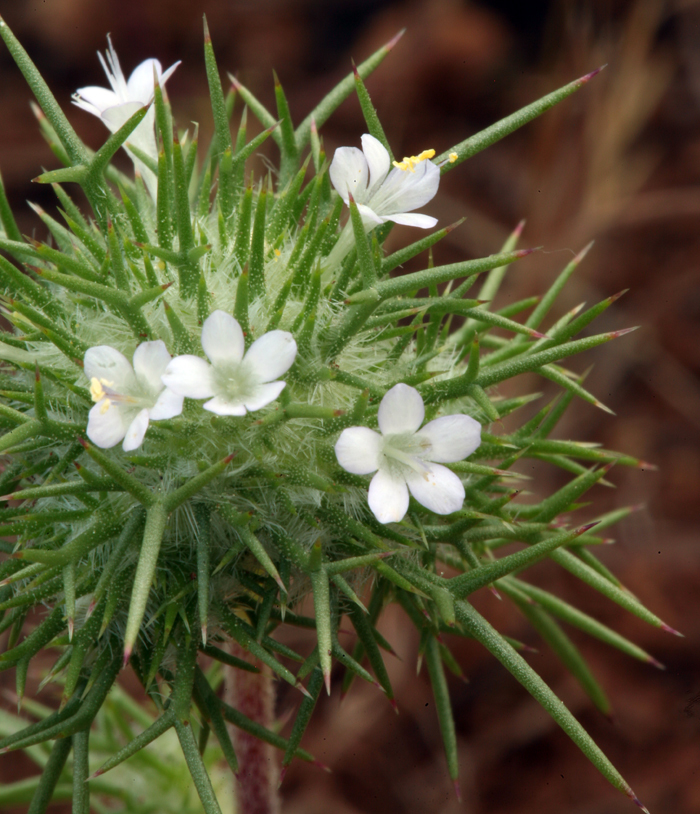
left=385, top=28, right=406, bottom=51
left=515, top=246, right=542, bottom=258
left=660, top=623, right=683, bottom=638
left=578, top=65, right=607, bottom=85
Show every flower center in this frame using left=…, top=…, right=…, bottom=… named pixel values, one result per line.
left=213, top=361, right=259, bottom=403
left=392, top=149, right=436, bottom=173
left=90, top=377, right=156, bottom=414
left=381, top=432, right=433, bottom=479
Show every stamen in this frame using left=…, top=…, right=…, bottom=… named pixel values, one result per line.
left=393, top=149, right=436, bottom=172
left=90, top=377, right=106, bottom=403
left=448, top=152, right=458, bottom=163
left=89, top=376, right=138, bottom=408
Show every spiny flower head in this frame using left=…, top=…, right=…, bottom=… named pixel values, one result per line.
left=0, top=17, right=654, bottom=812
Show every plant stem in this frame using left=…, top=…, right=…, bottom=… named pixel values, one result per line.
left=225, top=643, right=280, bottom=814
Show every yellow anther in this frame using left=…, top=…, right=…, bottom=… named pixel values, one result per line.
left=392, top=148, right=436, bottom=172
left=90, top=377, right=106, bottom=403
left=100, top=399, right=112, bottom=415
left=274, top=249, right=281, bottom=261
left=448, top=152, right=458, bottom=163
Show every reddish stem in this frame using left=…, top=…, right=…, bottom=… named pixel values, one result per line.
left=225, top=643, right=280, bottom=814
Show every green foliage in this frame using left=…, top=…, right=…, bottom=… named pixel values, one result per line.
left=0, top=15, right=660, bottom=814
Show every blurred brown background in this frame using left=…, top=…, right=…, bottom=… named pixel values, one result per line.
left=0, top=0, right=699, bottom=811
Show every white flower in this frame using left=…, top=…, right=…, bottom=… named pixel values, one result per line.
left=335, top=383, right=481, bottom=524
left=85, top=341, right=184, bottom=451
left=161, top=311, right=297, bottom=416
left=329, top=134, right=440, bottom=230
left=73, top=37, right=180, bottom=199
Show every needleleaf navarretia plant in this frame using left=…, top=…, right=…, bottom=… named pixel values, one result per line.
left=0, top=14, right=669, bottom=813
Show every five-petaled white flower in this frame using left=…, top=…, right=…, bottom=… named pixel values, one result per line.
left=329, top=134, right=440, bottom=231
left=85, top=341, right=184, bottom=451
left=73, top=37, right=180, bottom=199
left=335, top=383, right=481, bottom=524
left=161, top=311, right=297, bottom=416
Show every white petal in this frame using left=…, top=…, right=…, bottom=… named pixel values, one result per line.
left=159, top=61, right=181, bottom=90
left=123, top=106, right=158, bottom=162
left=416, top=414, right=482, bottom=463
left=149, top=387, right=184, bottom=420
left=73, top=85, right=119, bottom=115
left=361, top=134, right=391, bottom=194
left=133, top=340, right=172, bottom=389
left=387, top=213, right=438, bottom=229
left=335, top=427, right=382, bottom=474
left=201, top=311, right=245, bottom=366
left=161, top=355, right=215, bottom=399
left=406, top=464, right=465, bottom=515
left=370, top=159, right=440, bottom=216
left=126, top=58, right=162, bottom=103
left=84, top=346, right=137, bottom=392
left=356, top=203, right=385, bottom=228
left=87, top=401, right=126, bottom=449
left=101, top=101, right=145, bottom=134
left=101, top=38, right=126, bottom=95
left=243, top=381, right=286, bottom=412
left=377, top=383, right=425, bottom=436
left=368, top=468, right=409, bottom=524
left=329, top=146, right=369, bottom=204
left=122, top=408, right=150, bottom=451
left=202, top=396, right=247, bottom=416
left=243, top=331, right=297, bottom=382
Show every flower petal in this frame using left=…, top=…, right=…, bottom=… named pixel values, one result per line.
left=149, top=387, right=184, bottom=420
left=329, top=146, right=369, bottom=204
left=387, top=212, right=438, bottom=229
left=86, top=401, right=126, bottom=449
left=123, top=408, right=150, bottom=451
left=84, top=346, right=137, bottom=392
left=361, top=134, right=391, bottom=194
left=356, top=203, right=385, bottom=228
left=406, top=464, right=465, bottom=515
left=133, top=340, right=171, bottom=390
left=368, top=468, right=409, bottom=524
left=417, top=414, right=482, bottom=463
left=159, top=61, right=181, bottom=89
left=201, top=310, right=245, bottom=366
left=123, top=106, right=158, bottom=162
left=202, top=396, right=247, bottom=416
left=243, top=380, right=286, bottom=412
left=101, top=101, right=146, bottom=134
left=101, top=37, right=126, bottom=95
left=335, top=427, right=382, bottom=474
left=126, top=58, right=163, bottom=103
left=370, top=158, right=440, bottom=216
left=73, top=85, right=119, bottom=115
left=243, top=330, right=297, bottom=382
left=377, top=383, right=425, bottom=436
left=161, top=355, right=215, bottom=399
